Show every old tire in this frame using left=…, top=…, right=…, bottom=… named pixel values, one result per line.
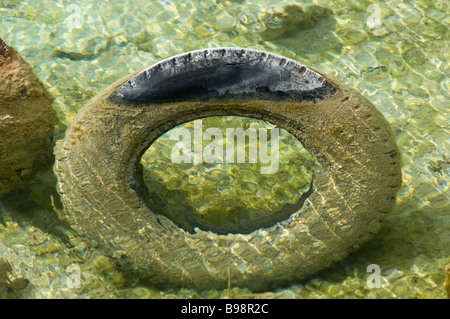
left=54, top=48, right=401, bottom=291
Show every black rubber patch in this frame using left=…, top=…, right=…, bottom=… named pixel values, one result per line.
left=118, top=48, right=335, bottom=103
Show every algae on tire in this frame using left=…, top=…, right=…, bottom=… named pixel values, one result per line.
left=54, top=48, right=401, bottom=291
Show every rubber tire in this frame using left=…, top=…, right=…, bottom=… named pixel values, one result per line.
left=54, top=48, right=401, bottom=291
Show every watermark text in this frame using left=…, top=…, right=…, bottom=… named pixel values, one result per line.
left=171, top=120, right=279, bottom=174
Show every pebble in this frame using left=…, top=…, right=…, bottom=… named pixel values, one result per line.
left=215, top=11, right=236, bottom=32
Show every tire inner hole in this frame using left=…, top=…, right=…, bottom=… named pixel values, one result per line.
left=140, top=116, right=317, bottom=234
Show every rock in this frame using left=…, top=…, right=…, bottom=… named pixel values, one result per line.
left=9, top=277, right=30, bottom=291
left=445, top=264, right=450, bottom=298
left=52, top=36, right=112, bottom=61
left=259, top=5, right=334, bottom=41
left=0, top=257, right=13, bottom=298
left=0, top=38, right=57, bottom=197
left=215, top=11, right=236, bottom=32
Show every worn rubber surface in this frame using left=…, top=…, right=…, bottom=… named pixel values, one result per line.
left=54, top=48, right=401, bottom=291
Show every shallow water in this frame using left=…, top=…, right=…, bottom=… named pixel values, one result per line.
left=141, top=115, right=316, bottom=235
left=0, top=0, right=449, bottom=298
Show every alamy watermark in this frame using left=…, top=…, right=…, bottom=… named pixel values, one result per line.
left=66, top=4, right=82, bottom=30
left=170, top=120, right=280, bottom=174
left=366, top=4, right=382, bottom=29
left=366, top=264, right=381, bottom=288
left=66, top=264, right=81, bottom=289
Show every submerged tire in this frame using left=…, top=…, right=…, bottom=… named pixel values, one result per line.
left=54, top=48, right=401, bottom=291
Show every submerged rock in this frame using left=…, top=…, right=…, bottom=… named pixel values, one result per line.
left=259, top=5, right=334, bottom=41
left=0, top=257, right=30, bottom=298
left=0, top=38, right=57, bottom=197
left=445, top=264, right=450, bottom=299
left=0, top=257, right=12, bottom=298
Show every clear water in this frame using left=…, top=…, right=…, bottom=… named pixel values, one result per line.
left=141, top=115, right=316, bottom=234
left=0, top=0, right=448, bottom=298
